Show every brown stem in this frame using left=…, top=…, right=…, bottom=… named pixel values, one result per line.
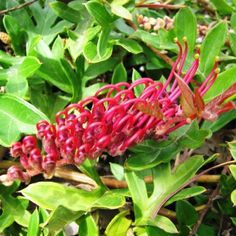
left=0, top=161, right=21, bottom=169
left=189, top=186, right=220, bottom=236
left=146, top=44, right=174, bottom=66
left=101, top=174, right=220, bottom=189
left=188, top=157, right=231, bottom=236
left=0, top=0, right=37, bottom=15
left=54, top=167, right=97, bottom=188
left=136, top=3, right=186, bottom=10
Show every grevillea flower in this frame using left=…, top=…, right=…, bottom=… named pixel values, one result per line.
left=2, top=38, right=236, bottom=184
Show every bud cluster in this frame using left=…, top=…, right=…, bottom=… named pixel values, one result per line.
left=2, top=39, right=233, bottom=185
left=137, top=15, right=174, bottom=31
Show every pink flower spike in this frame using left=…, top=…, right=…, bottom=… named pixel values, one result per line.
left=10, top=142, right=22, bottom=158
left=22, top=136, right=37, bottom=154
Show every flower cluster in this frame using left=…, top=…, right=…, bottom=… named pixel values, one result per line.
left=137, top=14, right=174, bottom=31
left=2, top=39, right=235, bottom=184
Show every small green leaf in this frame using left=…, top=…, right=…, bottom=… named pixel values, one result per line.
left=231, top=13, right=236, bottom=31
left=0, top=94, right=49, bottom=147
left=202, top=110, right=236, bottom=132
left=50, top=1, right=82, bottom=23
left=27, top=209, right=39, bottom=236
left=231, top=189, right=236, bottom=205
left=228, top=140, right=236, bottom=160
left=229, top=32, right=236, bottom=56
left=79, top=214, right=99, bottom=236
left=85, top=1, right=113, bottom=27
left=200, top=22, right=227, bottom=76
left=210, top=0, right=233, bottom=15
left=3, top=15, right=25, bottom=55
left=18, top=56, right=41, bottom=78
left=132, top=30, right=160, bottom=49
left=126, top=140, right=180, bottom=171
left=111, top=4, right=132, bottom=20
left=125, top=170, right=149, bottom=220
left=131, top=69, right=142, bottom=97
left=83, top=41, right=113, bottom=63
left=229, top=165, right=236, bottom=180
left=97, top=27, right=111, bottom=58
left=112, top=62, right=127, bottom=84
left=52, top=36, right=64, bottom=59
left=116, top=38, right=143, bottom=54
left=43, top=206, right=83, bottom=234
left=204, top=65, right=236, bottom=102
left=175, top=7, right=197, bottom=69
left=0, top=184, right=31, bottom=227
left=110, top=163, right=125, bottom=181
left=176, top=200, right=198, bottom=226
left=147, top=215, right=178, bottom=234
left=165, top=186, right=206, bottom=206
left=105, top=210, right=131, bottom=236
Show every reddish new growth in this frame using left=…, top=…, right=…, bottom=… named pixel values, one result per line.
left=4, top=38, right=236, bottom=184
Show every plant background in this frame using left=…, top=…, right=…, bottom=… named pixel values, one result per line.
left=0, top=0, right=236, bottom=235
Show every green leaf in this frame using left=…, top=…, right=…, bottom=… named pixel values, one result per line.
left=170, top=121, right=211, bottom=149
left=6, top=0, right=72, bottom=45
left=3, top=15, right=25, bottom=55
left=0, top=184, right=31, bottom=227
left=105, top=210, right=132, bottom=236
left=204, top=65, right=236, bottom=102
left=97, top=27, right=111, bottom=58
left=85, top=57, right=120, bottom=78
left=85, top=1, right=113, bottom=27
left=165, top=186, right=206, bottom=206
left=110, top=163, right=125, bottom=181
left=111, top=4, right=132, bottom=20
left=21, top=182, right=125, bottom=211
left=50, top=1, right=82, bottom=23
left=209, top=0, right=233, bottom=15
left=229, top=165, right=236, bottom=180
left=52, top=36, right=64, bottom=60
left=147, top=215, right=178, bottom=234
left=131, top=69, right=142, bottom=97
left=131, top=30, right=160, bottom=49
left=174, top=7, right=197, bottom=69
left=228, top=140, right=236, bottom=160
left=27, top=209, right=39, bottom=236
left=111, top=62, right=127, bottom=84
left=126, top=140, right=180, bottom=170
left=83, top=41, right=113, bottom=63
left=0, top=94, right=48, bottom=147
left=176, top=200, right=198, bottom=226
left=201, top=110, right=236, bottom=132
left=200, top=22, right=227, bottom=76
left=125, top=170, right=149, bottom=220
left=116, top=38, right=143, bottom=54
left=0, top=50, right=20, bottom=66
left=34, top=40, right=80, bottom=101
left=79, top=214, right=99, bottom=236
left=231, top=12, right=236, bottom=31
left=144, top=156, right=205, bottom=224
left=19, top=56, right=41, bottom=78
left=229, top=32, right=236, bottom=56
left=231, top=189, right=236, bottom=205
left=43, top=206, right=83, bottom=234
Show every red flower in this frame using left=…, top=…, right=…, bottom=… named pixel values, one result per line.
left=4, top=38, right=235, bottom=183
